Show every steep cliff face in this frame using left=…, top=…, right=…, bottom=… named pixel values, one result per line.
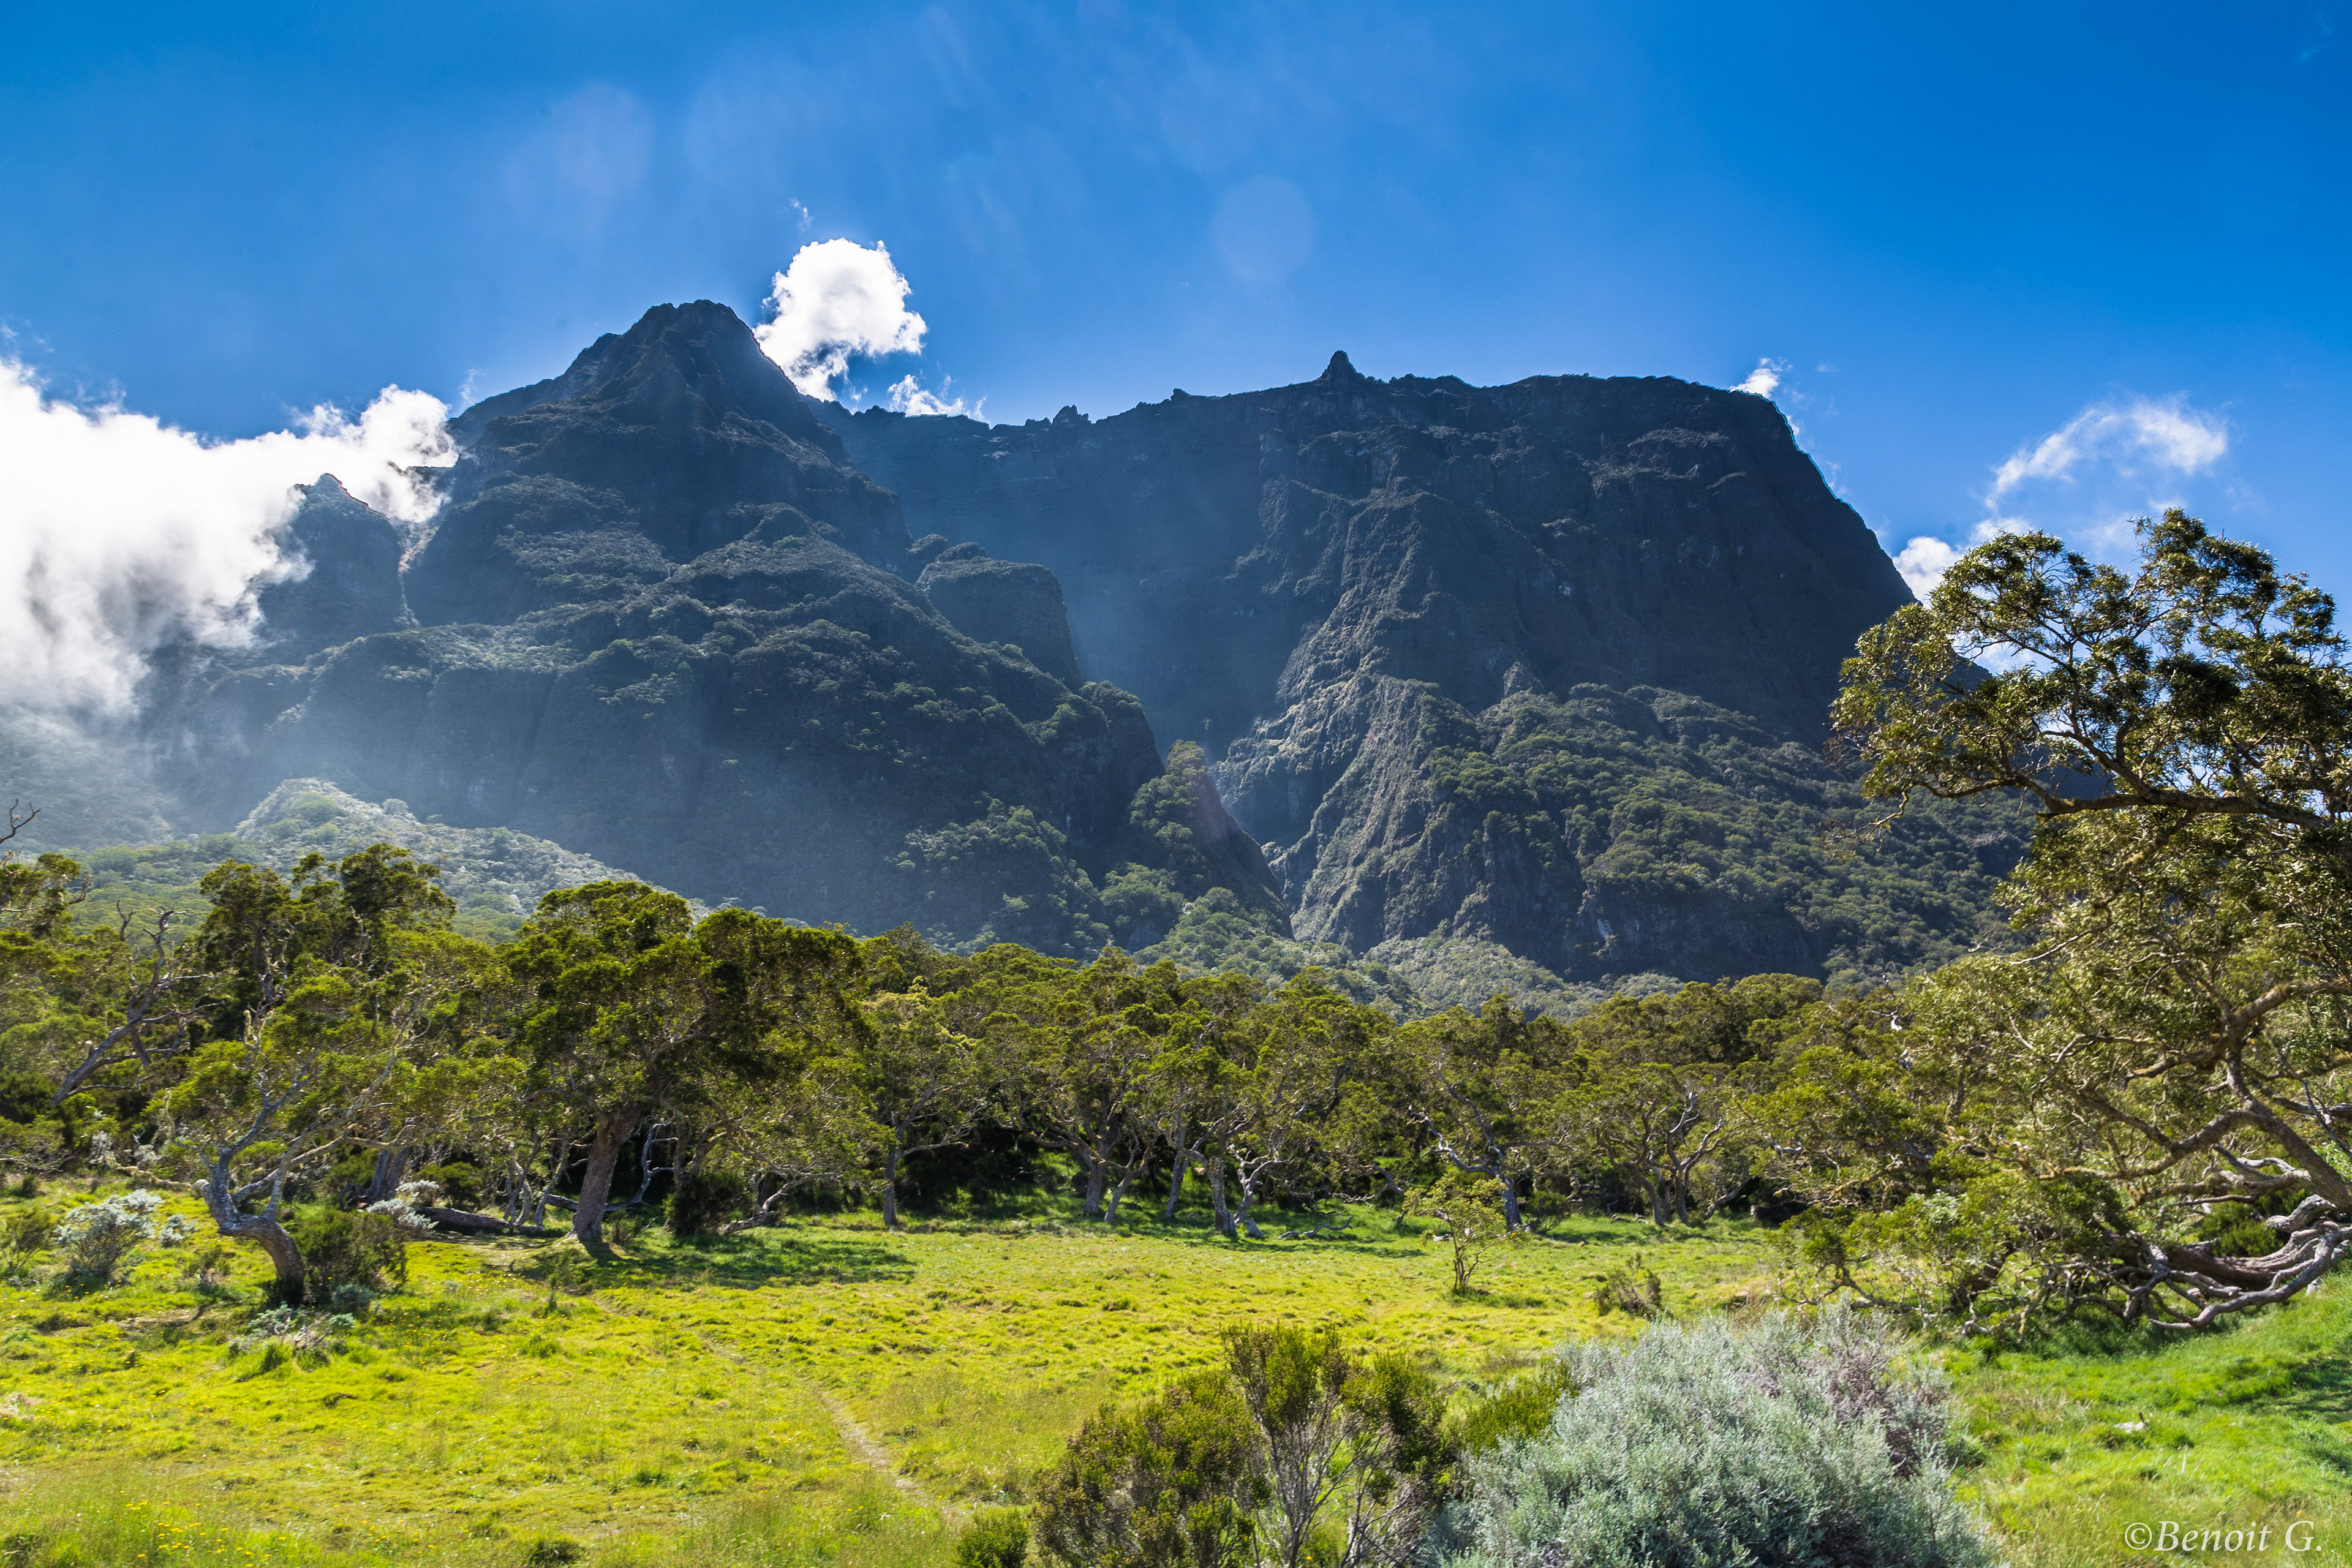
left=152, top=303, right=1283, bottom=956
left=827, top=355, right=2020, bottom=984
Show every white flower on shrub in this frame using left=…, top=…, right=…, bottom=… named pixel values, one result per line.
left=363, top=1178, right=444, bottom=1233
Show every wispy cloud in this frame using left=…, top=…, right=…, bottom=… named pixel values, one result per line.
left=1890, top=393, right=2231, bottom=598
left=752, top=238, right=929, bottom=400
left=0, top=361, right=453, bottom=712
left=1987, top=395, right=2227, bottom=503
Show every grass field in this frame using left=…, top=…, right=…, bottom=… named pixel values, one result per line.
left=2, top=1185, right=2348, bottom=1566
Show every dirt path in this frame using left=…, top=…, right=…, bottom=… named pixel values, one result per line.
left=810, top=1383, right=962, bottom=1522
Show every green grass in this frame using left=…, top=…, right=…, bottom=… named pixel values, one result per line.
left=4, top=1185, right=2349, bottom=1565
left=1948, top=1285, right=2352, bottom=1566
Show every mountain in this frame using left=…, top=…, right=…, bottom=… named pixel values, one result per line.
left=824, top=353, right=2025, bottom=986
left=146, top=303, right=1284, bottom=957
left=10, top=301, right=2019, bottom=992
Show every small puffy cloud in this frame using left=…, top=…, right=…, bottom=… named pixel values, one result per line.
left=753, top=239, right=929, bottom=399
left=1734, top=358, right=1787, bottom=398
left=884, top=374, right=979, bottom=420
left=1891, top=534, right=1966, bottom=600
left=0, top=361, right=453, bottom=713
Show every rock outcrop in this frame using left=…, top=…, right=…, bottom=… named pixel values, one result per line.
left=151, top=303, right=1283, bottom=956
left=826, top=355, right=2022, bottom=985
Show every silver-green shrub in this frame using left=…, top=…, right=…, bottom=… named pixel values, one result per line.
left=51, top=1190, right=192, bottom=1283
left=1441, top=1307, right=1997, bottom=1568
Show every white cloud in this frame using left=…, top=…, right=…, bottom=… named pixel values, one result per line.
left=1891, top=393, right=2232, bottom=600
left=1989, top=394, right=2228, bottom=499
left=884, top=374, right=979, bottom=420
left=0, top=361, right=453, bottom=713
left=1734, top=358, right=1787, bottom=398
left=753, top=238, right=929, bottom=399
left=1891, top=534, right=1967, bottom=600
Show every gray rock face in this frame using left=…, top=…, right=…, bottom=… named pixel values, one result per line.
left=150, top=303, right=1281, bottom=956
left=916, top=546, right=1084, bottom=685
left=254, top=475, right=412, bottom=650
left=826, top=356, right=2019, bottom=985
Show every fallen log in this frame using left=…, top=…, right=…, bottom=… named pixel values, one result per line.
left=415, top=1205, right=560, bottom=1238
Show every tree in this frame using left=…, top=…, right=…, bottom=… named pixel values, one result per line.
left=1833, top=511, right=2352, bottom=1325
left=857, top=988, right=988, bottom=1227
left=990, top=949, right=1178, bottom=1224
left=1391, top=1000, right=1572, bottom=1227
left=1194, top=975, right=1363, bottom=1239
left=1560, top=977, right=1817, bottom=1226
left=165, top=925, right=494, bottom=1301
left=155, top=846, right=483, bottom=1302
left=508, top=884, right=858, bottom=1246
left=1408, top=1167, right=1517, bottom=1295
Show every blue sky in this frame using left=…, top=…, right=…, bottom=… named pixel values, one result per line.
left=4, top=1, right=2347, bottom=595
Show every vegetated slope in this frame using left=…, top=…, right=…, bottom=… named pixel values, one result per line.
left=828, top=356, right=2027, bottom=986
left=145, top=303, right=1283, bottom=957
left=55, top=780, right=690, bottom=944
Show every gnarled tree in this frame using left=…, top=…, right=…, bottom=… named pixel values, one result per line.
left=1833, top=511, right=2352, bottom=1326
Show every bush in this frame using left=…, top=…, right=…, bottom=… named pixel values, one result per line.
left=1590, top=1254, right=1665, bottom=1318
left=668, top=1169, right=751, bottom=1235
left=4, top=1205, right=51, bottom=1257
left=954, top=1507, right=1030, bottom=1568
left=1442, top=1307, right=1995, bottom=1568
left=51, top=1191, right=190, bottom=1283
left=522, top=1537, right=587, bottom=1567
left=290, top=1208, right=408, bottom=1302
left=1031, top=1369, right=1262, bottom=1568
left=1454, top=1361, right=1578, bottom=1455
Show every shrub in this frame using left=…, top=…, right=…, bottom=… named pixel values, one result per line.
left=1031, top=1369, right=1263, bottom=1568
left=522, top=1535, right=587, bottom=1566
left=0, top=1071, right=50, bottom=1125
left=954, top=1507, right=1031, bottom=1568
left=1441, top=1307, right=1995, bottom=1568
left=1454, top=1361, right=1578, bottom=1456
left=51, top=1191, right=190, bottom=1283
left=290, top=1208, right=408, bottom=1302
left=668, top=1169, right=752, bottom=1235
left=1590, top=1254, right=1665, bottom=1318
left=361, top=1178, right=443, bottom=1232
left=3, top=1205, right=51, bottom=1257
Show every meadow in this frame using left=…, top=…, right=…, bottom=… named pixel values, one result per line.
left=2, top=1185, right=2348, bottom=1567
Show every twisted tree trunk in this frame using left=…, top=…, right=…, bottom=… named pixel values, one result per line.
left=571, top=1107, right=645, bottom=1246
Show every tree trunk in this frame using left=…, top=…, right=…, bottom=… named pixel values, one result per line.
left=363, top=1146, right=409, bottom=1204
left=1164, top=1145, right=1189, bottom=1221
left=882, top=1143, right=903, bottom=1229
left=573, top=1108, right=642, bottom=1246
left=202, top=1169, right=305, bottom=1305
left=1208, top=1147, right=1234, bottom=1238
left=1080, top=1147, right=1108, bottom=1221
left=1106, top=1169, right=1134, bottom=1226
left=1498, top=1174, right=1523, bottom=1229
